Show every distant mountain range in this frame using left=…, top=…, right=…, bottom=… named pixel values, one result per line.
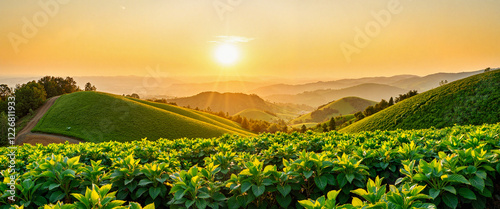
left=291, top=97, right=376, bottom=124
left=264, top=83, right=407, bottom=107
left=1, top=69, right=488, bottom=105
left=166, top=92, right=313, bottom=120
left=249, top=75, right=417, bottom=97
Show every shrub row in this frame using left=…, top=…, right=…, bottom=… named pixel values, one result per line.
left=0, top=123, right=499, bottom=208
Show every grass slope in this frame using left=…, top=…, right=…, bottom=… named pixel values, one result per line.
left=291, top=97, right=376, bottom=124
left=167, top=92, right=273, bottom=115
left=234, top=108, right=279, bottom=122
left=341, top=70, right=500, bottom=133
left=32, top=92, right=253, bottom=142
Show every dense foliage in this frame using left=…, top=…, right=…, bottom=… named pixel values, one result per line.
left=1, top=123, right=499, bottom=208
left=343, top=70, right=500, bottom=133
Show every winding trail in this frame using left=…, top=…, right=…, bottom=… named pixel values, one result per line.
left=15, top=96, right=82, bottom=146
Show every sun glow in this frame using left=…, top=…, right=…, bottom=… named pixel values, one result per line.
left=214, top=43, right=240, bottom=66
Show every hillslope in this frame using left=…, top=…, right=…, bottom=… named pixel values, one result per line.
left=167, top=92, right=274, bottom=115
left=32, top=92, right=253, bottom=142
left=291, top=97, right=376, bottom=124
left=166, top=91, right=312, bottom=119
left=234, top=108, right=280, bottom=122
left=265, top=83, right=407, bottom=107
left=341, top=70, right=500, bottom=133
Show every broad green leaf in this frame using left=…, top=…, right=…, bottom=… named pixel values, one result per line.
left=314, top=176, right=328, bottom=191
left=469, top=175, right=485, bottom=192
left=149, top=187, right=161, bottom=200
left=277, top=185, right=291, bottom=197
left=198, top=192, right=211, bottom=199
left=442, top=193, right=458, bottom=209
left=212, top=192, right=226, bottom=201
left=303, top=171, right=314, bottom=179
left=48, top=183, right=60, bottom=190
left=241, top=182, right=252, bottom=193
left=276, top=194, right=292, bottom=208
left=185, top=199, right=195, bottom=208
left=337, top=173, right=347, bottom=188
left=345, top=173, right=355, bottom=184
left=443, top=174, right=470, bottom=185
left=252, top=185, right=265, bottom=197
left=429, top=188, right=440, bottom=199
left=196, top=198, right=207, bottom=209
left=442, top=186, right=456, bottom=195
left=174, top=190, right=185, bottom=200
left=138, top=179, right=153, bottom=186
left=458, top=188, right=476, bottom=200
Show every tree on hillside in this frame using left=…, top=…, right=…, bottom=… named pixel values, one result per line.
left=85, top=82, right=97, bottom=91
left=38, top=76, right=80, bottom=98
left=241, top=118, right=249, bottom=129
left=0, top=84, right=11, bottom=101
left=363, top=106, right=376, bottom=117
left=388, top=97, right=394, bottom=106
left=328, top=117, right=336, bottom=131
left=395, top=90, right=418, bottom=103
left=282, top=125, right=288, bottom=133
left=251, top=123, right=263, bottom=133
left=322, top=123, right=328, bottom=132
left=300, top=125, right=307, bottom=133
left=354, top=112, right=365, bottom=121
left=439, top=80, right=448, bottom=86
left=267, top=124, right=280, bottom=133
left=127, top=93, right=140, bottom=99
left=0, top=112, right=8, bottom=146
left=15, top=81, right=46, bottom=117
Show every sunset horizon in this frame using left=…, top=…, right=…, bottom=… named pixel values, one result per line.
left=1, top=0, right=499, bottom=80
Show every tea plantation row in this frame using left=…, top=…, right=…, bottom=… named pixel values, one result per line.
left=1, top=123, right=499, bottom=208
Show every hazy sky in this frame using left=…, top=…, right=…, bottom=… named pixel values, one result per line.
left=1, top=0, right=499, bottom=80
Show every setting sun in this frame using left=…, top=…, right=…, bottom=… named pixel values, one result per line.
left=214, top=43, right=240, bottom=66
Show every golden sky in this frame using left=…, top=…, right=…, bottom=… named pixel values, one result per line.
left=1, top=0, right=499, bottom=80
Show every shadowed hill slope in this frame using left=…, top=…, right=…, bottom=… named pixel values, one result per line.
left=341, top=70, right=500, bottom=133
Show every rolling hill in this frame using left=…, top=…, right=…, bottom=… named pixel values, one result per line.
left=265, top=83, right=407, bottom=107
left=341, top=69, right=500, bottom=133
left=291, top=97, right=376, bottom=124
left=390, top=70, right=484, bottom=92
left=234, top=108, right=280, bottom=122
left=32, top=91, right=253, bottom=142
left=166, top=91, right=312, bottom=120
left=167, top=92, right=274, bottom=115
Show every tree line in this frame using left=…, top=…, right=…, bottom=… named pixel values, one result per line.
left=354, top=90, right=418, bottom=121
left=1, top=76, right=96, bottom=146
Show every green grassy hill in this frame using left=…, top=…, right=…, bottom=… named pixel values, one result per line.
left=341, top=70, right=500, bottom=133
left=32, top=91, right=253, bottom=142
left=234, top=108, right=280, bottom=122
left=291, top=97, right=376, bottom=124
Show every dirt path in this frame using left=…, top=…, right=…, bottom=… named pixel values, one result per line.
left=16, top=96, right=82, bottom=146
